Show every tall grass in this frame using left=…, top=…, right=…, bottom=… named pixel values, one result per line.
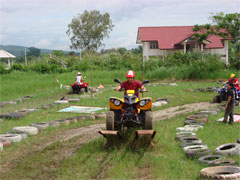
left=145, top=67, right=237, bottom=80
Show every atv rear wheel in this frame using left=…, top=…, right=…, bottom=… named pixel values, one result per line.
left=106, top=111, right=114, bottom=130
left=85, top=87, right=88, bottom=93
left=213, top=95, right=221, bottom=103
left=144, top=111, right=153, bottom=130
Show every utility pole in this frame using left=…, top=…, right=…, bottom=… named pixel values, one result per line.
left=79, top=48, right=81, bottom=60
left=24, top=48, right=28, bottom=65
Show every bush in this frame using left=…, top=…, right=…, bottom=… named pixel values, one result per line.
left=0, top=64, right=11, bottom=74
left=1, top=51, right=238, bottom=80
left=11, top=64, right=25, bottom=71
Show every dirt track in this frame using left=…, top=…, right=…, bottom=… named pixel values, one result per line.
left=0, top=102, right=217, bottom=179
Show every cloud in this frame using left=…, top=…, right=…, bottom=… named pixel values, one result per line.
left=34, top=39, right=52, bottom=48
left=0, top=0, right=239, bottom=50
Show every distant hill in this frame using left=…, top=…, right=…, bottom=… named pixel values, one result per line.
left=0, top=45, right=70, bottom=57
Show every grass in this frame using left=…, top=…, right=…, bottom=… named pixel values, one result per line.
left=0, top=71, right=221, bottom=134
left=0, top=70, right=240, bottom=179
left=55, top=109, right=240, bottom=179
left=0, top=118, right=103, bottom=180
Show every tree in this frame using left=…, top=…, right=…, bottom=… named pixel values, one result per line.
left=193, top=13, right=240, bottom=68
left=66, top=10, right=114, bottom=52
left=193, top=13, right=240, bottom=42
left=131, top=45, right=142, bottom=54
left=52, top=50, right=64, bottom=57
left=27, top=47, right=40, bottom=57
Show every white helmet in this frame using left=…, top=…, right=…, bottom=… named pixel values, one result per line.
left=77, top=72, right=81, bottom=75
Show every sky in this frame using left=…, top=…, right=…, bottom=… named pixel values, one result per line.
left=0, top=0, right=239, bottom=51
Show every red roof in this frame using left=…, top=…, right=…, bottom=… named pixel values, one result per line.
left=138, top=26, right=225, bottom=49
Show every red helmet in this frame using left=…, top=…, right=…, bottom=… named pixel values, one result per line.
left=126, top=70, right=135, bottom=78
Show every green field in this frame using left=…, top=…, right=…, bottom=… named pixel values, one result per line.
left=0, top=71, right=239, bottom=179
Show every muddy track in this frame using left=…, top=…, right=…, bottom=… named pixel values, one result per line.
left=0, top=102, right=216, bottom=179
left=153, top=102, right=216, bottom=121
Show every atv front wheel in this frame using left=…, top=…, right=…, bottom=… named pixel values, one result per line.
left=144, top=111, right=153, bottom=130
left=85, top=87, right=88, bottom=93
left=106, top=111, right=114, bottom=130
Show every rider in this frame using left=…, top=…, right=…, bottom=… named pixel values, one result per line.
left=224, top=73, right=239, bottom=99
left=75, top=72, right=84, bottom=85
left=116, top=70, right=146, bottom=97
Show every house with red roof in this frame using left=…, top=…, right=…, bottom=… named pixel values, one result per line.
left=137, top=26, right=229, bottom=64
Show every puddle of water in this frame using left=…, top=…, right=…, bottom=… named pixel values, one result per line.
left=58, top=106, right=105, bottom=113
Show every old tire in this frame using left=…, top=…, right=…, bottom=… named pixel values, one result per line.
left=106, top=111, right=114, bottom=130
left=144, top=111, right=153, bottom=130
left=181, top=142, right=203, bottom=148
left=198, top=155, right=223, bottom=165
left=12, top=126, right=38, bottom=135
left=237, top=139, right=240, bottom=144
left=48, top=121, right=60, bottom=127
left=200, top=166, right=240, bottom=180
left=9, top=132, right=28, bottom=139
left=186, top=115, right=208, bottom=123
left=183, top=145, right=208, bottom=153
left=184, top=125, right=203, bottom=130
left=179, top=136, right=202, bottom=144
left=186, top=149, right=212, bottom=159
left=0, top=134, right=22, bottom=143
left=175, top=132, right=196, bottom=141
left=215, top=143, right=240, bottom=155
left=176, top=127, right=198, bottom=132
left=212, top=159, right=238, bottom=166
left=30, top=122, right=49, bottom=130
left=184, top=120, right=204, bottom=126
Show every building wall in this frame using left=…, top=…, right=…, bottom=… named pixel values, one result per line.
left=142, top=40, right=229, bottom=64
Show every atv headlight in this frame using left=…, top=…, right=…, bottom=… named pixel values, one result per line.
left=114, top=100, right=121, bottom=106
left=139, top=101, right=146, bottom=107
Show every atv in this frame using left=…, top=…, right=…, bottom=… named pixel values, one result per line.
left=106, top=78, right=153, bottom=131
left=71, top=80, right=89, bottom=94
left=213, top=84, right=240, bottom=104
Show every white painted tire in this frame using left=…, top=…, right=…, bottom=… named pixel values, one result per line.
left=48, top=121, right=60, bottom=127
left=12, top=126, right=38, bottom=135
left=184, top=125, right=203, bottom=130
left=183, top=145, right=208, bottom=153
left=0, top=134, right=22, bottom=143
left=0, top=142, right=3, bottom=152
left=14, top=133, right=28, bottom=139
left=175, top=132, right=196, bottom=141
left=176, top=127, right=198, bottom=132
left=176, top=132, right=196, bottom=136
left=30, top=122, right=49, bottom=130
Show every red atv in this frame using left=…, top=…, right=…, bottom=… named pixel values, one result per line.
left=71, top=81, right=89, bottom=94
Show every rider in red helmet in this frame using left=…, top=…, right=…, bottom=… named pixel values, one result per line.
left=116, top=70, right=147, bottom=97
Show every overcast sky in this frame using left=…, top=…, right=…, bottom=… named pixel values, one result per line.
left=0, top=0, right=239, bottom=51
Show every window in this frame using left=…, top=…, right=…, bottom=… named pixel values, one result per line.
left=150, top=42, right=158, bottom=49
